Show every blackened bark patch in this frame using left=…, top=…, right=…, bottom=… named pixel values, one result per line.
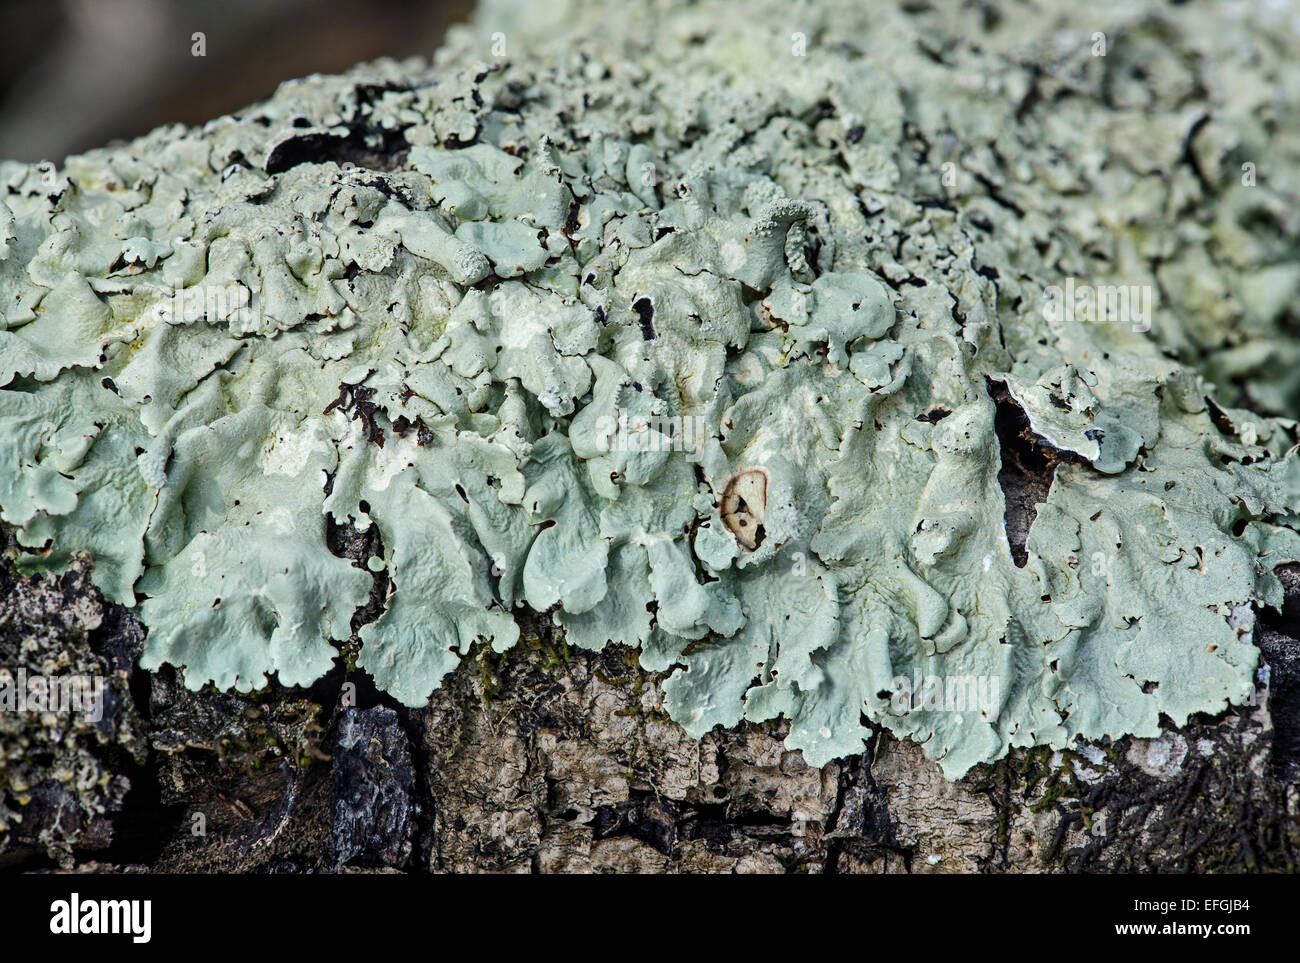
left=825, top=734, right=914, bottom=873
left=590, top=789, right=678, bottom=854
left=588, top=788, right=793, bottom=857
left=330, top=706, right=416, bottom=869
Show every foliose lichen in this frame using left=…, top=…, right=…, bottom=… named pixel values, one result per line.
left=3, top=0, right=1300, bottom=777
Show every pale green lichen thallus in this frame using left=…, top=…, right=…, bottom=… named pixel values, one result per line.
left=2, top=0, right=1299, bottom=776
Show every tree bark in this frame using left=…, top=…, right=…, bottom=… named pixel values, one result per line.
left=2, top=533, right=1297, bottom=872
left=3, top=0, right=1299, bottom=873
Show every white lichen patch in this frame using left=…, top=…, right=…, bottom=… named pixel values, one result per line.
left=2, top=0, right=1300, bottom=777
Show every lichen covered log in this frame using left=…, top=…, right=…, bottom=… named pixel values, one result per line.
left=3, top=0, right=1300, bottom=872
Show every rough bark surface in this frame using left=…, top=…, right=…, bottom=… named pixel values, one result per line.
left=3, top=509, right=1297, bottom=873
left=3, top=0, right=1300, bottom=873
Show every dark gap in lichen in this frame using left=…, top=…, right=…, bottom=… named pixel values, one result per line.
left=265, top=122, right=410, bottom=176
left=323, top=474, right=390, bottom=645
left=633, top=296, right=656, bottom=340
left=987, top=378, right=1071, bottom=567
left=916, top=407, right=951, bottom=423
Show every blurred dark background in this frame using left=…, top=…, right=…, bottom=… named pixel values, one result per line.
left=0, top=0, right=473, bottom=165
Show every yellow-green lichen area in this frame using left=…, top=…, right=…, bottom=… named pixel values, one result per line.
left=2, top=0, right=1300, bottom=777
